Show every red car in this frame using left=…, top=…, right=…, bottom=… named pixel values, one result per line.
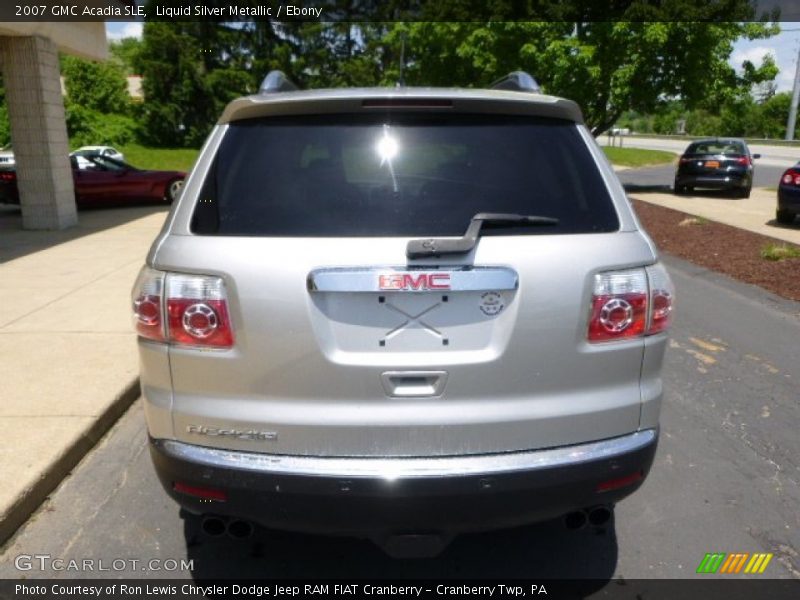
left=0, top=154, right=186, bottom=207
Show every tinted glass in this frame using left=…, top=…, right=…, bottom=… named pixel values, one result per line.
left=686, top=141, right=746, bottom=155
left=192, top=114, right=619, bottom=236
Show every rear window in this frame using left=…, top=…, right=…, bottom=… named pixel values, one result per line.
left=686, top=141, right=746, bottom=155
left=191, top=114, right=619, bottom=236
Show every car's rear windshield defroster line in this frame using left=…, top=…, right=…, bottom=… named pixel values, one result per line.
left=190, top=114, right=619, bottom=237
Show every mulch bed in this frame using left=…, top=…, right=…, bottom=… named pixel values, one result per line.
left=630, top=198, right=800, bottom=303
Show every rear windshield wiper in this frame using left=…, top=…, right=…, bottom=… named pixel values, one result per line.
left=407, top=212, right=559, bottom=259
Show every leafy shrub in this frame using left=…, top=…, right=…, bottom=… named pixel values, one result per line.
left=760, top=243, right=800, bottom=261
left=64, top=103, right=139, bottom=148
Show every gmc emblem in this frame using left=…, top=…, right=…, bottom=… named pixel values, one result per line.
left=378, top=273, right=451, bottom=291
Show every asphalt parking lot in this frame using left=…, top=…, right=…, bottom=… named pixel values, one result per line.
left=1, top=255, right=797, bottom=582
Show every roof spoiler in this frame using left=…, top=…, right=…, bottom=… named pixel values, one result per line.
left=259, top=70, right=299, bottom=94
left=490, top=71, right=540, bottom=93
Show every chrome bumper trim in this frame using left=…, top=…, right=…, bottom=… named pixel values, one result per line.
left=307, top=266, right=518, bottom=293
left=158, top=429, right=656, bottom=479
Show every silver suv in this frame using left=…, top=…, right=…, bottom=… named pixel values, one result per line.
left=133, top=71, right=673, bottom=557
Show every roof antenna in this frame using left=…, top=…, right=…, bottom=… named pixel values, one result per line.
left=396, top=34, right=406, bottom=88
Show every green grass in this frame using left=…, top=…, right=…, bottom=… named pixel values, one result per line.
left=115, top=144, right=676, bottom=174
left=678, top=216, right=709, bottom=227
left=761, top=243, right=800, bottom=262
left=602, top=146, right=676, bottom=167
left=119, top=145, right=200, bottom=172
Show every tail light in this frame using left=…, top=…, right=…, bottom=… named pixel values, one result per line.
left=0, top=171, right=16, bottom=182
left=132, top=267, right=234, bottom=348
left=735, top=156, right=751, bottom=167
left=781, top=169, right=800, bottom=186
left=646, top=263, right=675, bottom=335
left=166, top=273, right=234, bottom=348
left=588, top=264, right=674, bottom=343
left=132, top=267, right=165, bottom=342
left=588, top=269, right=648, bottom=342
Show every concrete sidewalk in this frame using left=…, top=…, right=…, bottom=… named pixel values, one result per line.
left=630, top=188, right=800, bottom=245
left=0, top=205, right=168, bottom=546
left=0, top=183, right=798, bottom=548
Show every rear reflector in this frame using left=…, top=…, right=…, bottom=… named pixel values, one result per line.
left=596, top=470, right=644, bottom=493
left=173, top=482, right=228, bottom=502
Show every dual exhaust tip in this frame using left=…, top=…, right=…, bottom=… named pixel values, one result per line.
left=201, top=515, right=254, bottom=540
left=563, top=505, right=613, bottom=530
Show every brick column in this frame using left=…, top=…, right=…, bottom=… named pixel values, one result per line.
left=0, top=36, right=77, bottom=229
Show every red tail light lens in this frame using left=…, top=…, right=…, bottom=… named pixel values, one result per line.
left=588, top=264, right=674, bottom=343
left=588, top=270, right=648, bottom=342
left=132, top=267, right=165, bottom=342
left=735, top=156, right=750, bottom=167
left=166, top=274, right=234, bottom=348
left=0, top=171, right=15, bottom=182
left=132, top=267, right=234, bottom=348
left=646, top=264, right=675, bottom=335
left=781, top=170, right=800, bottom=186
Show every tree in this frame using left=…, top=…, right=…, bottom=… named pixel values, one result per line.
left=651, top=101, right=686, bottom=134
left=59, top=55, right=137, bottom=147
left=758, top=92, right=795, bottom=139
left=132, top=0, right=780, bottom=144
left=135, top=2, right=296, bottom=146
left=109, top=37, right=144, bottom=76
left=0, top=76, right=10, bottom=146
left=61, top=55, right=131, bottom=115
left=383, top=10, right=778, bottom=135
left=684, top=109, right=723, bottom=136
left=135, top=21, right=220, bottom=147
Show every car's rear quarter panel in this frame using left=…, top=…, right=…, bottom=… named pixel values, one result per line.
left=150, top=231, right=657, bottom=457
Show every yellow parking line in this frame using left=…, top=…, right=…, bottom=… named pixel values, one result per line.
left=690, top=337, right=726, bottom=353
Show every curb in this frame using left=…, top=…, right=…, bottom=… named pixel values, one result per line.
left=0, top=378, right=141, bottom=548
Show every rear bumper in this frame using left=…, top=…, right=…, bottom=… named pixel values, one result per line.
left=0, top=182, right=19, bottom=204
left=778, top=187, right=800, bottom=212
left=150, top=428, right=658, bottom=536
left=675, top=172, right=748, bottom=189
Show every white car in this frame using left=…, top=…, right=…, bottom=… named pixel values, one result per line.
left=0, top=145, right=15, bottom=166
left=71, top=146, right=125, bottom=164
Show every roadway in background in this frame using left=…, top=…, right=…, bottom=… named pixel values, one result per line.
left=607, top=135, right=800, bottom=169
left=609, top=136, right=794, bottom=190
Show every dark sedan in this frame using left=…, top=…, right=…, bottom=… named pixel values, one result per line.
left=674, top=138, right=759, bottom=198
left=0, top=155, right=185, bottom=207
left=777, top=164, right=800, bottom=225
